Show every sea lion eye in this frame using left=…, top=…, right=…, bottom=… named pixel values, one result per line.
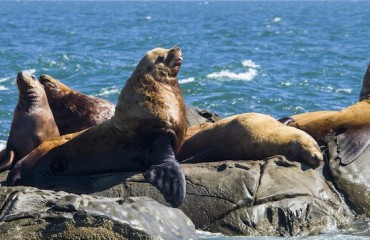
left=31, top=75, right=37, bottom=80
left=157, top=56, right=165, bottom=62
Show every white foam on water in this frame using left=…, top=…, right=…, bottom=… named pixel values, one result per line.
left=0, top=76, right=12, bottom=83
left=179, top=77, right=195, bottom=84
left=336, top=88, right=352, bottom=94
left=0, top=86, right=9, bottom=91
left=207, top=59, right=260, bottom=81
left=207, top=69, right=257, bottom=81
left=0, top=140, right=6, bottom=151
left=22, top=69, right=36, bottom=75
left=242, top=59, right=260, bottom=69
left=96, top=87, right=120, bottom=97
left=273, top=17, right=282, bottom=23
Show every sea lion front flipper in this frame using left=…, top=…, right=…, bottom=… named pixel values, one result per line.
left=143, top=134, right=186, bottom=207
left=336, top=125, right=370, bottom=165
left=0, top=147, right=15, bottom=172
left=144, top=160, right=185, bottom=208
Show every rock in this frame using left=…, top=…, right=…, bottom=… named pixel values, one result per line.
left=5, top=156, right=352, bottom=237
left=185, top=106, right=221, bottom=127
left=0, top=186, right=198, bottom=240
left=328, top=139, right=370, bottom=215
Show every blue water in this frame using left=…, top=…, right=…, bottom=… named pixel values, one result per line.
left=1, top=1, right=370, bottom=238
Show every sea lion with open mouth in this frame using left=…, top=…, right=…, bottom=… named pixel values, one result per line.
left=7, top=47, right=187, bottom=207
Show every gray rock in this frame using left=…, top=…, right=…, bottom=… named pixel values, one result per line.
left=0, top=186, right=198, bottom=240
left=328, top=139, right=370, bottom=215
left=14, top=156, right=351, bottom=237
left=185, top=106, right=221, bottom=127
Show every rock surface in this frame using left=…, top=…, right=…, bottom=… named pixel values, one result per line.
left=0, top=185, right=197, bottom=240
left=185, top=106, right=221, bottom=126
left=1, top=155, right=358, bottom=237
left=328, top=139, right=370, bottom=216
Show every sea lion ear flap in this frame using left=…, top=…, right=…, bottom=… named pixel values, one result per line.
left=0, top=148, right=15, bottom=172
left=336, top=124, right=370, bottom=165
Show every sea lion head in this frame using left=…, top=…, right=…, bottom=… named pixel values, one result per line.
left=39, top=74, right=71, bottom=99
left=286, top=133, right=324, bottom=168
left=17, top=72, right=39, bottom=93
left=134, top=46, right=183, bottom=79
left=16, top=72, right=46, bottom=105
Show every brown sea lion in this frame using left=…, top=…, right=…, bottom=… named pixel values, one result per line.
left=39, top=74, right=115, bottom=135
left=7, top=47, right=187, bottom=207
left=281, top=63, right=370, bottom=165
left=40, top=74, right=219, bottom=134
left=178, top=113, right=323, bottom=168
left=0, top=73, right=60, bottom=172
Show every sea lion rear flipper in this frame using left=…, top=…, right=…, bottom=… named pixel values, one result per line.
left=143, top=134, right=186, bottom=207
left=0, top=148, right=15, bottom=172
left=336, top=125, right=370, bottom=165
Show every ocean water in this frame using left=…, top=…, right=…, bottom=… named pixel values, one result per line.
left=1, top=1, right=370, bottom=239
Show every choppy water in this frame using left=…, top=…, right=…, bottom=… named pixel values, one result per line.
left=1, top=1, right=370, bottom=239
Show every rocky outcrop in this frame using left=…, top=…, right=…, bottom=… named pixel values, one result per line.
left=0, top=156, right=355, bottom=237
left=0, top=185, right=197, bottom=240
left=328, top=139, right=370, bottom=216
left=185, top=106, right=221, bottom=126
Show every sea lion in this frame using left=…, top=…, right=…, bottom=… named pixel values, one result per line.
left=7, top=47, right=187, bottom=207
left=178, top=113, right=323, bottom=168
left=0, top=72, right=60, bottom=172
left=39, top=74, right=115, bottom=135
left=281, top=63, right=370, bottom=165
left=40, top=74, right=219, bottom=133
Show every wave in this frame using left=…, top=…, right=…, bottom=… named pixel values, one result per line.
left=96, top=87, right=120, bottom=97
left=179, top=77, right=195, bottom=84
left=0, top=140, right=6, bottom=151
left=207, top=59, right=260, bottom=81
left=22, top=69, right=37, bottom=76
left=0, top=86, right=9, bottom=91
left=0, top=76, right=12, bottom=83
left=336, top=88, right=352, bottom=94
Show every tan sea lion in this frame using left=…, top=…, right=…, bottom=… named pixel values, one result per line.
left=39, top=74, right=116, bottom=135
left=7, top=47, right=187, bottom=207
left=0, top=72, right=60, bottom=172
left=178, top=113, right=323, bottom=168
left=40, top=74, right=219, bottom=134
left=281, top=63, right=370, bottom=165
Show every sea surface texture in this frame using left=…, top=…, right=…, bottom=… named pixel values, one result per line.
left=1, top=1, right=370, bottom=239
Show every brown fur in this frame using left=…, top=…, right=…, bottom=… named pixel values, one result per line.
left=0, top=72, right=60, bottom=172
left=289, top=100, right=370, bottom=145
left=39, top=74, right=115, bottom=135
left=178, top=113, right=323, bottom=168
left=7, top=47, right=187, bottom=207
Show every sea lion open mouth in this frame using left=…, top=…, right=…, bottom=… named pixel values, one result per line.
left=174, top=57, right=183, bottom=67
